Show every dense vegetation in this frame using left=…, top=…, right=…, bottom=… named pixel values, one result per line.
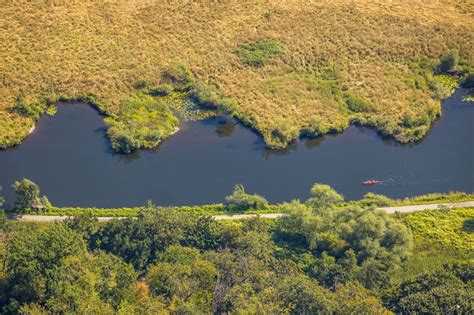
left=0, top=1, right=473, bottom=151
left=0, top=183, right=472, bottom=314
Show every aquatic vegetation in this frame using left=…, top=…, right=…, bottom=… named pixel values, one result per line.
left=104, top=95, right=179, bottom=154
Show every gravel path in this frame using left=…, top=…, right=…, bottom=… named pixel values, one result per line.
left=14, top=201, right=474, bottom=222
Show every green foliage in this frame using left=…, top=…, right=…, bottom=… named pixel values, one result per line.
left=0, top=187, right=472, bottom=313
left=2, top=224, right=86, bottom=309
left=275, top=275, right=337, bottom=314
left=385, top=262, right=473, bottom=314
left=161, top=62, right=195, bottom=89
left=345, top=93, right=375, bottom=113
left=396, top=191, right=474, bottom=205
left=334, top=281, right=391, bottom=314
left=104, top=94, right=179, bottom=153
left=15, top=94, right=46, bottom=121
left=277, top=201, right=412, bottom=288
left=189, top=82, right=237, bottom=113
left=225, top=184, right=269, bottom=211
left=404, top=208, right=473, bottom=252
left=306, top=183, right=344, bottom=211
left=237, top=39, right=284, bottom=67
left=46, top=252, right=136, bottom=313
left=356, top=192, right=394, bottom=208
left=437, top=49, right=460, bottom=74
left=11, top=178, right=45, bottom=212
left=429, top=74, right=459, bottom=99
left=147, top=246, right=218, bottom=311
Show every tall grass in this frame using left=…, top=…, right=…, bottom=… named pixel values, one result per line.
left=0, top=1, right=472, bottom=149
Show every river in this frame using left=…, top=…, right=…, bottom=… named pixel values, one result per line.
left=0, top=89, right=472, bottom=207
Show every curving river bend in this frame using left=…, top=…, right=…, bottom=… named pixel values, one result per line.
left=0, top=89, right=473, bottom=207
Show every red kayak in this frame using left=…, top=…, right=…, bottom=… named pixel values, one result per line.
left=362, top=180, right=380, bottom=185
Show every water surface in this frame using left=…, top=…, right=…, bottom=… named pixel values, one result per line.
left=0, top=90, right=472, bottom=207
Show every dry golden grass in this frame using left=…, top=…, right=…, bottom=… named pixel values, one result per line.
left=0, top=0, right=472, bottom=148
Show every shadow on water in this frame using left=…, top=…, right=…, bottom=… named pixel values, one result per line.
left=0, top=90, right=472, bottom=207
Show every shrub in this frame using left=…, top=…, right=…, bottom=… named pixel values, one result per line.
left=345, top=93, right=374, bottom=113
left=12, top=178, right=49, bottom=213
left=149, top=83, right=174, bottom=96
left=188, top=82, right=237, bottom=113
left=237, top=39, right=283, bottom=67
left=437, top=49, right=459, bottom=74
left=15, top=95, right=46, bottom=121
left=306, top=183, right=344, bottom=211
left=225, top=184, right=268, bottom=211
left=161, top=62, right=195, bottom=88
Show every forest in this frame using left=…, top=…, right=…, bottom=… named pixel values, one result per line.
left=0, top=184, right=472, bottom=314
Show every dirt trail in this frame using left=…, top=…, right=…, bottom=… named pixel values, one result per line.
left=14, top=201, right=474, bottom=222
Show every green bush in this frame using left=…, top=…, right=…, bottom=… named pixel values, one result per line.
left=345, top=93, right=374, bottom=113
left=237, top=39, right=284, bottom=67
left=161, top=62, right=195, bottom=89
left=225, top=184, right=269, bottom=211
left=149, top=83, right=175, bottom=96
left=188, top=83, right=237, bottom=113
left=15, top=95, right=46, bottom=121
left=437, top=49, right=459, bottom=74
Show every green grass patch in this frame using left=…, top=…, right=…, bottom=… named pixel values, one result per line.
left=403, top=208, right=473, bottom=252
left=237, top=39, right=284, bottom=67
left=28, top=204, right=282, bottom=217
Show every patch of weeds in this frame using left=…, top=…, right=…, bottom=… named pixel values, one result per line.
left=237, top=39, right=284, bottom=67
left=104, top=94, right=179, bottom=154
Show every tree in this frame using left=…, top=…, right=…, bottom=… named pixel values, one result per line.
left=305, top=183, right=344, bottom=211
left=147, top=246, right=218, bottom=311
left=3, top=223, right=86, bottom=309
left=275, top=275, right=337, bottom=314
left=11, top=178, right=49, bottom=212
left=225, top=184, right=268, bottom=211
left=46, top=252, right=136, bottom=313
left=91, top=208, right=195, bottom=271
left=437, top=49, right=459, bottom=74
left=334, top=281, right=391, bottom=314
left=385, top=262, right=473, bottom=314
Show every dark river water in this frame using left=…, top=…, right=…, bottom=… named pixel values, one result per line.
left=0, top=90, right=473, bottom=207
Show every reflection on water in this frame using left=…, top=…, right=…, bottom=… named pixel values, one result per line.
left=0, top=90, right=472, bottom=207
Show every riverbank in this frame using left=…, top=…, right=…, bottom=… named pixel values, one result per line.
left=14, top=192, right=474, bottom=218
left=13, top=201, right=474, bottom=222
left=1, top=91, right=472, bottom=207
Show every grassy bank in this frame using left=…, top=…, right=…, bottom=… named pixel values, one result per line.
left=25, top=204, right=283, bottom=218
left=22, top=192, right=474, bottom=218
left=1, top=1, right=473, bottom=150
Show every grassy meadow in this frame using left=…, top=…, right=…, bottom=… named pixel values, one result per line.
left=0, top=0, right=473, bottom=150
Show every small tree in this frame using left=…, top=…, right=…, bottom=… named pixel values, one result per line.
left=305, top=183, right=344, bottom=211
left=12, top=178, right=44, bottom=212
left=437, top=49, right=459, bottom=74
left=225, top=184, right=268, bottom=211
